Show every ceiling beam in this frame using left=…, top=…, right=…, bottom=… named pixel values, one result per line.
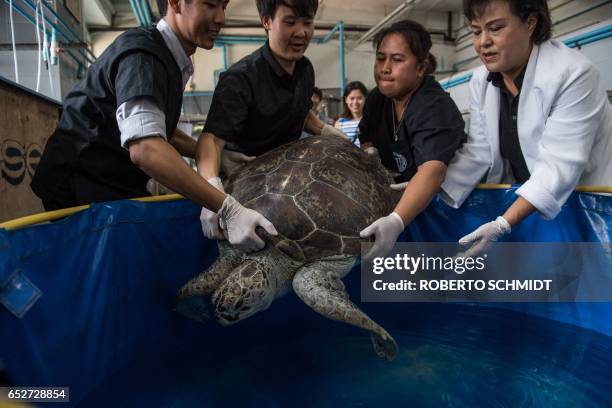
left=87, top=0, right=115, bottom=27
left=355, top=0, right=423, bottom=45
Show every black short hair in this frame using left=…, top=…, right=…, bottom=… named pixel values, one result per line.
left=373, top=20, right=437, bottom=76
left=155, top=0, right=191, bottom=18
left=463, top=0, right=552, bottom=44
left=157, top=0, right=167, bottom=17
left=255, top=0, right=318, bottom=20
left=157, top=0, right=195, bottom=17
left=312, top=86, right=322, bottom=100
left=341, top=81, right=368, bottom=119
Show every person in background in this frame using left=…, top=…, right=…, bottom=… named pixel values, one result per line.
left=358, top=20, right=466, bottom=259
left=30, top=0, right=274, bottom=252
left=311, top=86, right=323, bottom=115
left=197, top=0, right=347, bottom=242
left=335, top=81, right=368, bottom=147
left=441, top=0, right=612, bottom=257
left=312, top=86, right=333, bottom=124
left=301, top=86, right=332, bottom=138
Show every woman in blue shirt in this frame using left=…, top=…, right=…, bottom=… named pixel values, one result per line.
left=334, top=81, right=368, bottom=147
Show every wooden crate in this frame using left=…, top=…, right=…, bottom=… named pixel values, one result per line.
left=0, top=79, right=59, bottom=223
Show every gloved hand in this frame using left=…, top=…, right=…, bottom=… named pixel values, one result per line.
left=359, top=212, right=405, bottom=260
left=321, top=124, right=349, bottom=140
left=364, top=146, right=379, bottom=156
left=200, top=177, right=225, bottom=240
left=456, top=216, right=511, bottom=258
left=365, top=146, right=386, bottom=166
left=221, top=149, right=256, bottom=176
left=389, top=181, right=408, bottom=191
left=218, top=195, right=278, bottom=253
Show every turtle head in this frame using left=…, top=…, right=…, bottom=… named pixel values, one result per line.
left=212, top=259, right=276, bottom=325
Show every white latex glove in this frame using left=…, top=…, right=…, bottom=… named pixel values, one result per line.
left=200, top=177, right=225, bottom=240
left=221, top=150, right=256, bottom=176
left=218, top=195, right=278, bottom=253
left=389, top=181, right=408, bottom=191
left=364, top=146, right=379, bottom=156
left=321, top=124, right=349, bottom=140
left=359, top=212, right=405, bottom=260
left=364, top=147, right=383, bottom=164
left=456, top=216, right=511, bottom=258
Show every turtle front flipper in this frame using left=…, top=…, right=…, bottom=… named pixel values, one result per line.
left=292, top=258, right=398, bottom=361
left=175, top=241, right=244, bottom=323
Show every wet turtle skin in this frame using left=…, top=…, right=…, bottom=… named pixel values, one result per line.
left=224, top=134, right=396, bottom=261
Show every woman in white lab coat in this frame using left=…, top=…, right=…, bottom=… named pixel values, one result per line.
left=440, top=0, right=612, bottom=256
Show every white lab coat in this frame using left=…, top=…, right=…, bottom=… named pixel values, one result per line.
left=441, top=40, right=612, bottom=219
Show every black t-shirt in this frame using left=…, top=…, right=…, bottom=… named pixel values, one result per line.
left=204, top=41, right=315, bottom=156
left=359, top=76, right=466, bottom=182
left=487, top=69, right=531, bottom=183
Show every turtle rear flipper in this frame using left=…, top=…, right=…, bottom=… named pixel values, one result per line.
left=175, top=241, right=244, bottom=323
left=292, top=258, right=398, bottom=361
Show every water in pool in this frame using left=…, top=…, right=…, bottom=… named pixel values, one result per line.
left=81, top=299, right=612, bottom=408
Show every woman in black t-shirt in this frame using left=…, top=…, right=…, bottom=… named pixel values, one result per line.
left=359, top=20, right=466, bottom=259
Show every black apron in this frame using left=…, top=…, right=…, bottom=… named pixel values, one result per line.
left=31, top=27, right=183, bottom=210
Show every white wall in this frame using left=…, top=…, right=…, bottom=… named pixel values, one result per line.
left=559, top=22, right=612, bottom=92
left=0, top=49, right=62, bottom=101
left=91, top=30, right=122, bottom=57
left=189, top=46, right=225, bottom=91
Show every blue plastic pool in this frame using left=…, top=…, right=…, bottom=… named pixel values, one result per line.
left=78, top=299, right=612, bottom=407
left=2, top=195, right=611, bottom=407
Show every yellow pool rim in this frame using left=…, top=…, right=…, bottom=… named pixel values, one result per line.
left=0, top=194, right=184, bottom=231
left=1, top=186, right=611, bottom=231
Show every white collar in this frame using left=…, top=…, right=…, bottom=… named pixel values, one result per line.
left=156, top=18, right=194, bottom=89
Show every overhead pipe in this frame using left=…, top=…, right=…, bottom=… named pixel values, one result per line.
left=139, top=0, right=153, bottom=26
left=316, top=21, right=341, bottom=43
left=9, top=0, right=19, bottom=83
left=215, top=24, right=349, bottom=45
left=339, top=21, right=345, bottom=95
left=129, top=0, right=145, bottom=27
left=355, top=0, right=419, bottom=46
left=214, top=36, right=267, bottom=45
left=23, top=0, right=97, bottom=62
left=130, top=0, right=153, bottom=27
left=221, top=45, right=228, bottom=70
left=201, top=21, right=347, bottom=101
left=184, top=91, right=215, bottom=98
left=15, top=0, right=95, bottom=64
left=3, top=0, right=85, bottom=68
left=563, top=24, right=612, bottom=48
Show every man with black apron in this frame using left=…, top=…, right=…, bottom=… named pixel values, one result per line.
left=31, top=0, right=276, bottom=253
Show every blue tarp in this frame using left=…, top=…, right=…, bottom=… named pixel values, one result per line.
left=1, top=188, right=611, bottom=403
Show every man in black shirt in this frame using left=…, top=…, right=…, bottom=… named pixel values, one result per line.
left=197, top=0, right=346, bottom=240
left=30, top=0, right=276, bottom=253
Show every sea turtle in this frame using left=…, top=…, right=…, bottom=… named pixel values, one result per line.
left=176, top=134, right=399, bottom=360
